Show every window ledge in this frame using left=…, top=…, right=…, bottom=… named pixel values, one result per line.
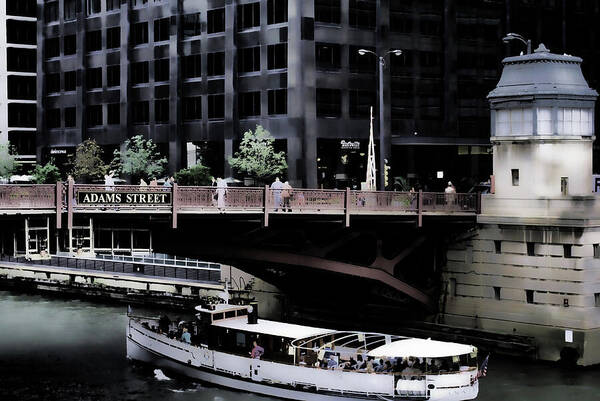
left=239, top=71, right=261, bottom=77
left=237, top=26, right=260, bottom=33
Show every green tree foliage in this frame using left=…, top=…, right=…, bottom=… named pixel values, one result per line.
left=175, top=163, right=212, bottom=186
left=229, top=125, right=287, bottom=183
left=112, top=135, right=167, bottom=182
left=32, top=161, right=62, bottom=184
left=71, top=139, right=107, bottom=183
left=0, top=143, right=17, bottom=179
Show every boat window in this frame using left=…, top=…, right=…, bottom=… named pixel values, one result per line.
left=212, top=313, right=224, bottom=321
left=225, top=311, right=236, bottom=319
left=236, top=332, right=246, bottom=347
left=236, top=308, right=248, bottom=316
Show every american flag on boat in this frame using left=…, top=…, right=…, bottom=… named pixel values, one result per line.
left=477, top=354, right=490, bottom=378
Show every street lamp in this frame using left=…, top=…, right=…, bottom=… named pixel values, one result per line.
left=502, top=33, right=532, bottom=55
left=358, top=48, right=402, bottom=190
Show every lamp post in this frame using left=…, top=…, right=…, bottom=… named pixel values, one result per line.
left=502, top=33, right=532, bottom=54
left=358, top=48, right=402, bottom=190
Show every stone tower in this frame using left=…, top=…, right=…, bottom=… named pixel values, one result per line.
left=442, top=44, right=600, bottom=365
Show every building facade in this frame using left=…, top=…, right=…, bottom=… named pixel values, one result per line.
left=33, top=0, right=600, bottom=188
left=0, top=0, right=37, bottom=172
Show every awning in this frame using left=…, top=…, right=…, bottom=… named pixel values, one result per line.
left=367, top=338, right=475, bottom=358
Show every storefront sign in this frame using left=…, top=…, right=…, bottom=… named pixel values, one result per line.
left=77, top=191, right=172, bottom=205
left=50, top=149, right=68, bottom=155
left=340, top=140, right=360, bottom=150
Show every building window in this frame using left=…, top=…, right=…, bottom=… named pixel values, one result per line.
left=107, top=103, right=120, bottom=125
left=155, top=59, right=170, bottom=82
left=8, top=76, right=36, bottom=100
left=527, top=242, right=535, bottom=256
left=132, top=22, right=149, bottom=46
left=183, top=97, right=202, bottom=120
left=47, top=109, right=61, bottom=129
left=349, top=0, right=376, bottom=29
left=183, top=13, right=201, bottom=38
left=594, top=244, right=600, bottom=259
left=7, top=0, right=37, bottom=17
left=64, top=0, right=77, bottom=20
left=107, top=27, right=121, bottom=49
left=268, top=43, right=287, bottom=70
left=267, top=0, right=288, bottom=24
left=7, top=20, right=36, bottom=45
left=268, top=89, right=287, bottom=115
left=45, top=1, right=59, bottom=23
left=390, top=6, right=412, bottom=33
left=564, top=244, right=572, bottom=258
left=8, top=104, right=36, bottom=127
left=132, top=0, right=148, bottom=8
left=315, top=0, right=341, bottom=24
left=154, top=18, right=170, bottom=42
left=526, top=289, right=534, bottom=304
left=155, top=99, right=169, bottom=123
left=595, top=293, right=600, bottom=307
left=238, top=3, right=260, bottom=30
left=561, top=177, right=569, bottom=195
left=239, top=92, right=261, bottom=118
left=107, top=65, right=120, bottom=87
left=64, top=71, right=77, bottom=91
left=493, top=286, right=501, bottom=300
left=65, top=107, right=76, bottom=127
left=537, top=107, right=553, bottom=135
left=238, top=47, right=260, bottom=73
left=86, top=30, right=102, bottom=52
left=7, top=48, right=36, bottom=73
left=511, top=169, right=519, bottom=186
left=47, top=73, right=60, bottom=94
left=131, top=62, right=149, bottom=84
left=207, top=8, right=225, bottom=34
left=316, top=88, right=341, bottom=118
left=208, top=94, right=225, bottom=119
left=87, top=67, right=102, bottom=89
left=316, top=43, right=341, bottom=71
left=87, top=105, right=103, bottom=127
left=64, top=35, right=76, bottom=56
left=86, top=0, right=101, bottom=16
left=557, top=108, right=594, bottom=136
left=106, top=0, right=119, bottom=11
left=45, top=38, right=60, bottom=58
left=496, top=108, right=533, bottom=136
left=183, top=55, right=202, bottom=78
left=349, top=45, right=375, bottom=73
left=494, top=240, right=501, bottom=254
left=349, top=90, right=375, bottom=118
left=207, top=52, right=225, bottom=76
left=132, top=101, right=149, bottom=124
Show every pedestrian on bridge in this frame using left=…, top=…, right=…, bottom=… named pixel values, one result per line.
left=216, top=178, right=227, bottom=210
left=282, top=181, right=292, bottom=212
left=271, top=177, right=283, bottom=211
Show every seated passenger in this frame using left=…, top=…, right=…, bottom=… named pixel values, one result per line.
left=384, top=360, right=393, bottom=372
left=327, top=355, right=338, bottom=369
left=250, top=341, right=264, bottom=359
left=374, top=358, right=386, bottom=372
left=158, top=314, right=171, bottom=334
left=181, top=327, right=192, bottom=344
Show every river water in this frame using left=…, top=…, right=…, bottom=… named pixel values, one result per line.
left=1, top=290, right=599, bottom=401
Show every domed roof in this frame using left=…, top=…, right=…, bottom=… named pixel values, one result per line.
left=488, top=44, right=598, bottom=100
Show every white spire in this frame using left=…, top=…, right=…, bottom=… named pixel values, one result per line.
left=365, top=107, right=377, bottom=191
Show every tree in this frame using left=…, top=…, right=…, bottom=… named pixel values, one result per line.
left=0, top=143, right=17, bottom=179
left=32, top=161, right=62, bottom=184
left=175, top=163, right=212, bottom=186
left=71, top=139, right=107, bottom=183
left=229, top=125, right=287, bottom=184
left=111, top=135, right=167, bottom=183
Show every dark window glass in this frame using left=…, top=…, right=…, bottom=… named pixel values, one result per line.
left=183, top=55, right=202, bottom=78
left=315, top=43, right=341, bottom=71
left=239, top=91, right=261, bottom=118
left=132, top=0, right=148, bottom=7
left=208, top=94, right=225, bottom=119
left=64, top=0, right=77, bottom=20
left=132, top=22, right=148, bottom=45
left=106, top=0, right=120, bottom=11
left=155, top=99, right=169, bottom=123
left=238, top=47, right=260, bottom=73
left=87, top=67, right=102, bottom=89
left=86, top=30, right=102, bottom=52
left=131, top=62, right=149, bottom=84
left=87, top=105, right=103, bottom=127
left=6, top=20, right=36, bottom=45
left=8, top=131, right=36, bottom=155
left=65, top=107, right=76, bottom=127
left=183, top=97, right=202, bottom=120
left=107, top=65, right=120, bottom=87
left=107, top=103, right=120, bottom=125
left=237, top=3, right=260, bottom=30
left=315, top=0, right=340, bottom=24
left=154, top=18, right=170, bottom=42
left=349, top=0, right=376, bottom=29
left=7, top=0, right=37, bottom=17
left=268, top=43, right=287, bottom=69
left=133, top=101, right=149, bottom=124
left=45, top=1, right=59, bottom=23
left=8, top=104, right=36, bottom=127
left=64, top=35, right=76, bottom=56
left=316, top=88, right=341, bottom=117
left=207, top=52, right=225, bottom=76
left=46, top=73, right=60, bottom=93
left=86, top=0, right=101, bottom=16
left=420, top=51, right=441, bottom=67
left=64, top=71, right=77, bottom=91
left=183, top=13, right=201, bottom=38
left=45, top=38, right=60, bottom=58
left=7, top=48, right=36, bottom=73
left=421, top=19, right=441, bottom=36
left=267, top=0, right=288, bottom=24
left=207, top=8, right=225, bottom=34
left=349, top=45, right=376, bottom=73
left=47, top=109, right=61, bottom=129
left=390, top=6, right=412, bottom=33
left=107, top=27, right=121, bottom=49
left=155, top=59, right=170, bottom=82
left=349, top=90, right=376, bottom=118
left=8, top=76, right=36, bottom=100
left=268, top=89, right=287, bottom=115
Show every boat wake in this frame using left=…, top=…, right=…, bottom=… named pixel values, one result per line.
left=153, top=369, right=171, bottom=381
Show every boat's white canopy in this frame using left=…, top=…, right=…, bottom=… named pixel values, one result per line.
left=212, top=318, right=335, bottom=340
left=367, top=338, right=475, bottom=358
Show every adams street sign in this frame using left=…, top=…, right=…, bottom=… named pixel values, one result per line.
left=77, top=191, right=172, bottom=206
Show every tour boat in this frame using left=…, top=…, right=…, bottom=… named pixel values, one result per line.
left=126, top=303, right=481, bottom=400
